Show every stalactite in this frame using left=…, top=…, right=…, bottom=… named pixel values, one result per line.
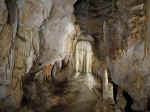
left=5, top=0, right=25, bottom=107
left=144, top=0, right=150, bottom=58
left=75, top=41, right=93, bottom=73
left=7, top=0, right=18, bottom=79
left=24, top=29, right=33, bottom=57
left=42, top=64, right=53, bottom=80
left=70, top=25, right=80, bottom=68
left=24, top=29, right=35, bottom=73
left=103, top=69, right=108, bottom=90
left=74, top=40, right=95, bottom=89
left=112, top=0, right=115, bottom=17
left=26, top=49, right=34, bottom=73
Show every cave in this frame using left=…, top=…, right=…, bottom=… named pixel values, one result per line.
left=0, top=0, right=149, bottom=112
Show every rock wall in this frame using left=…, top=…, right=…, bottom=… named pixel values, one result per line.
left=0, top=0, right=150, bottom=112
left=0, top=0, right=76, bottom=109
left=75, top=0, right=149, bottom=111
left=39, top=0, right=76, bottom=66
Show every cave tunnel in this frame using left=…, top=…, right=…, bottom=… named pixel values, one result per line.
left=0, top=0, right=149, bottom=112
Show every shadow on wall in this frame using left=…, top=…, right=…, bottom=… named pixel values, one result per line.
left=123, top=91, right=134, bottom=112
left=113, top=83, right=134, bottom=112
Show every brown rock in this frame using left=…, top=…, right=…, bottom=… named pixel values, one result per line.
left=0, top=24, right=12, bottom=67
left=18, top=0, right=52, bottom=28
left=0, top=0, right=8, bottom=25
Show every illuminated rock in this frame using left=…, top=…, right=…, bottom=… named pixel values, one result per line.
left=75, top=41, right=93, bottom=73
left=103, top=69, right=114, bottom=104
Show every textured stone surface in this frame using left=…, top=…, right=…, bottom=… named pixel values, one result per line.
left=103, top=1, right=148, bottom=111
left=0, top=0, right=76, bottom=109
left=0, top=24, right=12, bottom=67
left=0, top=0, right=150, bottom=111
left=18, top=0, right=52, bottom=28
left=0, top=0, right=8, bottom=25
left=0, top=0, right=53, bottom=108
left=39, top=0, right=76, bottom=66
left=75, top=0, right=148, bottom=111
left=0, top=0, right=10, bottom=74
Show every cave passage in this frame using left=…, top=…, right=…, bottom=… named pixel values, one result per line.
left=0, top=0, right=148, bottom=112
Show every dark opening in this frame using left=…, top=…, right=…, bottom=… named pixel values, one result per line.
left=5, top=0, right=17, bottom=24
left=112, top=83, right=135, bottom=112
left=123, top=91, right=134, bottom=112
left=113, top=83, right=118, bottom=104
left=73, top=0, right=117, bottom=33
left=147, top=97, right=150, bottom=110
left=21, top=95, right=29, bottom=107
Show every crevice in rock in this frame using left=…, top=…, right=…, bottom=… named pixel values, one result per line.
left=113, top=83, right=118, bottom=104
left=21, top=94, right=29, bottom=107
left=147, top=97, right=150, bottom=111
left=112, top=82, right=134, bottom=112
left=123, top=91, right=134, bottom=112
left=5, top=0, right=18, bottom=25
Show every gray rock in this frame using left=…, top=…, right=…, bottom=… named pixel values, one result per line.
left=0, top=0, right=8, bottom=25
left=39, top=0, right=76, bottom=66
left=18, top=0, right=53, bottom=28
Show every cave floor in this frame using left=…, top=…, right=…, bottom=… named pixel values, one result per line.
left=21, top=72, right=99, bottom=112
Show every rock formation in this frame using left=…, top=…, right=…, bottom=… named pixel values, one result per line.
left=0, top=0, right=150, bottom=112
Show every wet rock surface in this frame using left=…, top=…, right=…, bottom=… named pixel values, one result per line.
left=0, top=0, right=150, bottom=112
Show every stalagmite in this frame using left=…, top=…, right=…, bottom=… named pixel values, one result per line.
left=103, top=68, right=114, bottom=104
left=86, top=72, right=96, bottom=90
left=103, top=69, right=108, bottom=90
